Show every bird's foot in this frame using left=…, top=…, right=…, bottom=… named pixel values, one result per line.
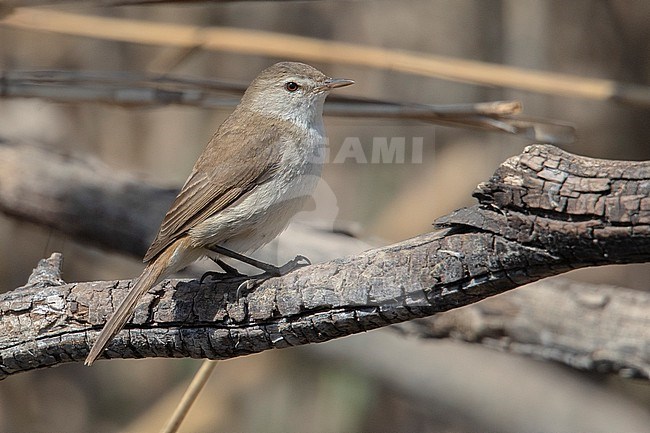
left=200, top=259, right=246, bottom=284
left=235, top=255, right=312, bottom=298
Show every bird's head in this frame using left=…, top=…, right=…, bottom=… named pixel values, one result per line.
left=241, top=61, right=354, bottom=126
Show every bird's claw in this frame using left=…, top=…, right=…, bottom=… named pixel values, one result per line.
left=200, top=270, right=245, bottom=285
left=234, top=255, right=311, bottom=300
left=277, top=254, right=311, bottom=274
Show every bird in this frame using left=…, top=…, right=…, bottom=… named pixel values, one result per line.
left=85, top=62, right=354, bottom=365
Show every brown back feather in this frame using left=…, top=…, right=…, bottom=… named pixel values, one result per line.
left=143, top=110, right=286, bottom=262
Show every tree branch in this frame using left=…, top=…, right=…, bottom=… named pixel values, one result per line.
left=0, top=144, right=649, bottom=378
left=0, top=137, right=176, bottom=258
left=400, top=278, right=650, bottom=378
left=0, top=70, right=575, bottom=143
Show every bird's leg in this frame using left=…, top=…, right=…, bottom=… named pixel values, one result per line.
left=203, top=245, right=311, bottom=297
left=205, top=245, right=311, bottom=296
left=208, top=245, right=310, bottom=277
left=200, top=258, right=246, bottom=284
left=215, top=258, right=244, bottom=276
left=234, top=254, right=311, bottom=297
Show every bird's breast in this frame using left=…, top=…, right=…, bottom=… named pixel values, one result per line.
left=190, top=124, right=326, bottom=253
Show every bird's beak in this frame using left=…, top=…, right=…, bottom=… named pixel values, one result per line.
left=319, top=78, right=355, bottom=91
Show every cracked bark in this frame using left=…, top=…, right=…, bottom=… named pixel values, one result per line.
left=0, top=143, right=649, bottom=379
left=399, top=277, right=650, bottom=378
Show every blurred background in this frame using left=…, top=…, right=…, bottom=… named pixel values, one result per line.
left=0, top=0, right=649, bottom=432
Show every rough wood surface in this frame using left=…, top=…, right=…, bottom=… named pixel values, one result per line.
left=402, top=278, right=650, bottom=378
left=0, top=144, right=649, bottom=379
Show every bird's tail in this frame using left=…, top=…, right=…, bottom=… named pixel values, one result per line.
left=85, top=254, right=170, bottom=366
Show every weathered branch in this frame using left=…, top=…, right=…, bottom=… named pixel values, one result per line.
left=399, top=278, right=650, bottom=378
left=0, top=138, right=176, bottom=258
left=1, top=144, right=649, bottom=378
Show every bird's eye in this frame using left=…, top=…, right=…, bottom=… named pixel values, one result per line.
left=285, top=81, right=300, bottom=92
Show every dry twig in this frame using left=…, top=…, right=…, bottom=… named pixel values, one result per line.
left=0, top=70, right=575, bottom=143
left=2, top=8, right=649, bottom=107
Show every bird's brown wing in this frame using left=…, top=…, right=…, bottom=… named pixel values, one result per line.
left=143, top=119, right=284, bottom=263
